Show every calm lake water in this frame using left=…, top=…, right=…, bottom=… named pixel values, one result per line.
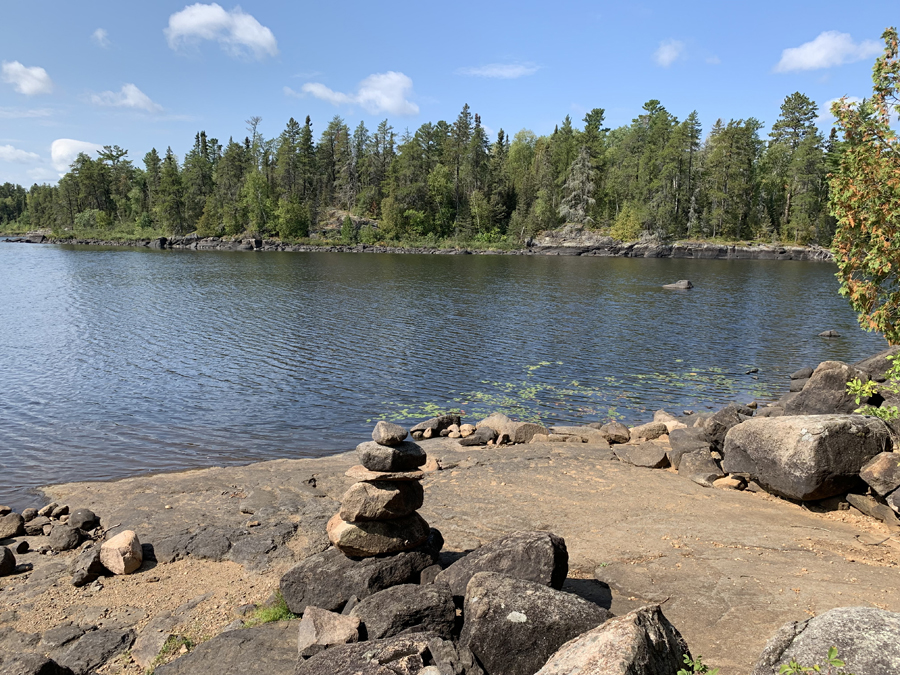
left=0, top=243, right=888, bottom=509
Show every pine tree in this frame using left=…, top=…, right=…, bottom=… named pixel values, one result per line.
left=558, top=145, right=596, bottom=224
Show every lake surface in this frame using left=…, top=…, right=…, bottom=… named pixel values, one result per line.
left=0, top=243, right=888, bottom=510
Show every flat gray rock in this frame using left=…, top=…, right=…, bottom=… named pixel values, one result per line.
left=51, top=628, right=134, bottom=675
left=356, top=441, right=426, bottom=473
left=350, top=583, right=455, bottom=640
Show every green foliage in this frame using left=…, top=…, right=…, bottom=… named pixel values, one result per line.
left=341, top=215, right=357, bottom=243
left=678, top=654, right=719, bottom=675
left=830, top=28, right=900, bottom=345
left=243, top=591, right=297, bottom=627
left=778, top=646, right=854, bottom=674
left=847, top=354, right=900, bottom=420
left=146, top=635, right=196, bottom=673
left=610, top=202, right=644, bottom=241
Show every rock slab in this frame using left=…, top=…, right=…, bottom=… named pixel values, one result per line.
left=327, top=512, right=431, bottom=557
left=350, top=583, right=456, bottom=640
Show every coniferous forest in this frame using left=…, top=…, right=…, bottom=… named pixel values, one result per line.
left=0, top=92, right=840, bottom=246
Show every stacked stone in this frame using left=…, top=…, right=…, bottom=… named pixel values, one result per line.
left=326, top=421, right=430, bottom=558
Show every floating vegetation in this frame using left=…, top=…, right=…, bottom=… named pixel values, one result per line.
left=369, top=361, right=776, bottom=425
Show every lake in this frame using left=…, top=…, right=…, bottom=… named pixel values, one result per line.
left=0, top=243, right=887, bottom=510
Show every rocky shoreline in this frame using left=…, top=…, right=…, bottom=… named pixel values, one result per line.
left=3, top=348, right=900, bottom=674
left=2, top=228, right=834, bottom=262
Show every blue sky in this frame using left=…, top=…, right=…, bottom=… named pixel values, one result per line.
left=0, top=1, right=895, bottom=186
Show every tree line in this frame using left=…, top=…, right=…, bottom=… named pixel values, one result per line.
left=1, top=92, right=839, bottom=244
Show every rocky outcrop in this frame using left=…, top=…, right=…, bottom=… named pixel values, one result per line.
left=535, top=605, right=689, bottom=675
left=722, top=415, right=890, bottom=501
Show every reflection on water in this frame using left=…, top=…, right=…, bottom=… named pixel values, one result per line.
left=0, top=243, right=887, bottom=509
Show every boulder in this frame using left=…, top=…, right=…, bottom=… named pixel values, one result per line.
left=48, top=525, right=80, bottom=552
left=426, top=637, right=485, bottom=675
left=154, top=622, right=295, bottom=675
left=628, top=421, right=668, bottom=441
left=327, top=513, right=431, bottom=557
left=535, top=605, right=689, bottom=675
left=372, top=421, right=408, bottom=446
left=0, top=546, right=15, bottom=576
left=50, top=505, right=68, bottom=518
left=460, top=572, right=611, bottom=675
left=435, top=530, right=568, bottom=599
left=476, top=413, right=513, bottom=432
left=411, top=415, right=461, bottom=440
left=100, top=530, right=143, bottom=575
left=350, top=583, right=455, bottom=640
left=704, top=405, right=750, bottom=450
left=37, top=503, right=57, bottom=517
left=297, top=606, right=360, bottom=658
left=0, top=653, right=74, bottom=675
left=667, top=427, right=711, bottom=470
left=613, top=444, right=670, bottom=469
left=477, top=414, right=550, bottom=445
left=52, top=628, right=134, bottom=675
left=69, top=545, right=106, bottom=587
left=722, top=415, right=890, bottom=501
left=24, top=516, right=50, bottom=536
left=678, top=450, right=724, bottom=487
left=854, top=346, right=900, bottom=382
left=21, top=508, right=37, bottom=522
left=663, top=280, right=693, bottom=289
left=67, top=509, right=98, bottom=531
left=280, top=541, right=440, bottom=614
left=0, top=512, right=24, bottom=540
left=860, top=452, right=900, bottom=497
left=599, top=421, right=630, bottom=444
left=295, top=632, right=439, bottom=675
left=790, top=367, right=814, bottom=380
left=784, top=361, right=874, bottom=415
left=752, top=606, right=900, bottom=675
left=459, top=427, right=498, bottom=447
left=356, top=441, right=426, bottom=473
left=340, top=481, right=424, bottom=522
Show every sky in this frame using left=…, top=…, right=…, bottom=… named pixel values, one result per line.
left=0, top=1, right=896, bottom=186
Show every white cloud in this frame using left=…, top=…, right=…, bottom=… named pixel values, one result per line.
left=51, top=139, right=104, bottom=172
left=1, top=61, right=53, bottom=95
left=0, top=107, right=52, bottom=119
left=654, top=39, right=685, bottom=67
left=706, top=55, right=721, bottom=65
left=457, top=63, right=539, bottom=79
left=775, top=31, right=881, bottom=72
left=301, top=71, right=419, bottom=116
left=91, top=84, right=163, bottom=112
left=92, top=28, right=110, bottom=48
left=165, top=3, right=278, bottom=59
left=0, top=144, right=41, bottom=163
left=818, top=96, right=864, bottom=123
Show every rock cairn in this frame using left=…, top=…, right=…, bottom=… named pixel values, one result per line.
left=326, top=421, right=431, bottom=557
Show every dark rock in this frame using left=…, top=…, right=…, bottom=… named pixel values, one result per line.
left=69, top=545, right=106, bottom=587
left=860, top=452, right=900, bottom=497
left=460, top=572, right=611, bottom=675
left=854, top=346, right=900, bottom=382
left=372, top=421, right=408, bottom=446
left=723, top=415, right=890, bottom=501
left=410, top=415, right=461, bottom=440
left=280, top=543, right=440, bottom=614
left=154, top=621, right=295, bottom=675
left=667, top=427, right=711, bottom=470
left=789, top=378, right=809, bottom=392
left=0, top=512, right=24, bottom=539
left=350, top=583, right=456, bottom=640
left=340, top=480, right=424, bottom=522
left=48, top=525, right=80, bottom=552
left=678, top=450, right=724, bottom=487
left=67, top=509, right=98, bottom=531
left=39, top=625, right=85, bottom=650
left=599, top=421, right=630, bottom=444
left=295, top=632, right=438, bottom=675
left=790, top=367, right=814, bottom=380
left=704, top=405, right=749, bottom=450
left=420, top=564, right=442, bottom=585
left=186, top=527, right=233, bottom=560
left=356, top=441, right=426, bottom=473
left=458, top=427, right=498, bottom=447
left=0, top=653, right=74, bottom=675
left=818, top=330, right=840, bottom=338
left=751, top=606, right=900, bottom=675
left=15, top=540, right=29, bottom=554
left=0, top=546, right=15, bottom=576
left=846, top=494, right=900, bottom=527
left=535, top=605, right=689, bottom=675
left=24, top=516, right=50, bottom=536
left=784, top=361, right=873, bottom=415
left=663, top=280, right=693, bottom=289
left=427, top=637, right=485, bottom=675
left=613, top=444, right=670, bottom=469
left=52, top=628, right=134, bottom=675
left=435, top=531, right=568, bottom=599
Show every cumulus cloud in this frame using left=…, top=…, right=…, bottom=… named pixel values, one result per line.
left=92, top=28, right=110, bottom=48
left=165, top=3, right=278, bottom=59
left=51, top=139, right=104, bottom=172
left=457, top=63, right=539, bottom=79
left=775, top=31, right=881, bottom=72
left=91, top=84, right=163, bottom=112
left=1, top=61, right=53, bottom=95
left=654, top=39, right=685, bottom=67
left=301, top=71, right=419, bottom=115
left=0, top=144, right=41, bottom=163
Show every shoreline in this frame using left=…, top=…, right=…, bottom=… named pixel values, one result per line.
left=1, top=232, right=834, bottom=261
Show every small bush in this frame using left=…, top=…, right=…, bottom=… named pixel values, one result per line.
left=243, top=591, right=297, bottom=627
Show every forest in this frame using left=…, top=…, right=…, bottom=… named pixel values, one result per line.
left=0, top=92, right=838, bottom=246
